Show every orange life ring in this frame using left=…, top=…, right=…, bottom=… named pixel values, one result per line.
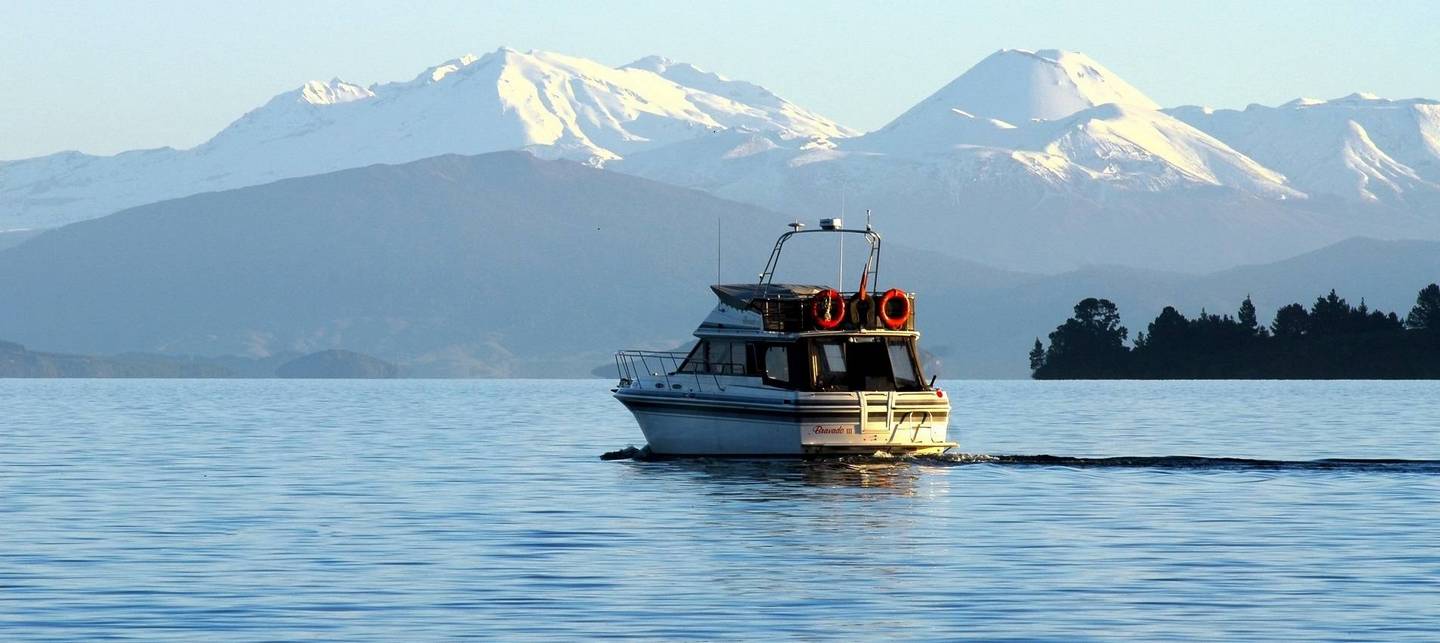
left=811, top=289, right=846, bottom=330
left=878, top=288, right=911, bottom=329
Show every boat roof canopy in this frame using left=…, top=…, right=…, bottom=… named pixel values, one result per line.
left=711, top=283, right=828, bottom=309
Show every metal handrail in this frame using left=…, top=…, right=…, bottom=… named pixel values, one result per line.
left=614, top=350, right=725, bottom=392
left=757, top=228, right=883, bottom=297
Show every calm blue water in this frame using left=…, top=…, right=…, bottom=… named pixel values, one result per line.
left=3, top=379, right=1438, bottom=640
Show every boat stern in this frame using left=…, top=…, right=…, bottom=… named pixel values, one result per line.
left=799, top=390, right=952, bottom=456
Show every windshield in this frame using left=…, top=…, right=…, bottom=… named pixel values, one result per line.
left=677, top=340, right=747, bottom=375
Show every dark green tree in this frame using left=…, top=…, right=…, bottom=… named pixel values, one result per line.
left=1036, top=298, right=1130, bottom=378
left=1073, top=297, right=1128, bottom=343
left=1028, top=338, right=1046, bottom=371
left=1143, top=306, right=1190, bottom=352
left=1408, top=283, right=1440, bottom=332
left=1271, top=303, right=1310, bottom=338
left=1356, top=299, right=1404, bottom=332
left=1309, top=289, right=1351, bottom=335
left=1238, top=295, right=1265, bottom=337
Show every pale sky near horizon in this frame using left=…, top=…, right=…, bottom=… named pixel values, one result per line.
left=2, top=0, right=1437, bottom=160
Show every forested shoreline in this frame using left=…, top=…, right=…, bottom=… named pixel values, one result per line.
left=1029, top=284, right=1440, bottom=379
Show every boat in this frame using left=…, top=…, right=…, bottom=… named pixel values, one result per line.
left=612, top=218, right=953, bottom=457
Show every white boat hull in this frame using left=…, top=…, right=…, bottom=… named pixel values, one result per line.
left=616, top=388, right=952, bottom=456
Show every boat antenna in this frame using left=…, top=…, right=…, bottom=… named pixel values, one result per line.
left=788, top=220, right=805, bottom=232
left=866, top=208, right=872, bottom=231
left=716, top=215, right=722, bottom=284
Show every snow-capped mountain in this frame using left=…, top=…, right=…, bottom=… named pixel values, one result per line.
left=1168, top=94, right=1440, bottom=203
left=851, top=99, right=1299, bottom=196
left=618, top=49, right=1440, bottom=213
left=642, top=49, right=1299, bottom=197
left=0, top=48, right=850, bottom=230
left=867, top=48, right=1160, bottom=137
left=615, top=49, right=1437, bottom=271
left=202, top=47, right=850, bottom=165
left=5, top=46, right=1439, bottom=273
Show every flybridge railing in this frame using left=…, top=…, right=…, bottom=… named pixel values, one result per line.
left=614, top=350, right=726, bottom=392
left=758, top=227, right=883, bottom=300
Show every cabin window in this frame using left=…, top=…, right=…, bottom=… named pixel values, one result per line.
left=819, top=343, right=846, bottom=376
left=712, top=341, right=747, bottom=374
left=677, top=342, right=706, bottom=373
left=762, top=345, right=790, bottom=384
left=888, top=340, right=921, bottom=390
left=677, top=340, right=747, bottom=375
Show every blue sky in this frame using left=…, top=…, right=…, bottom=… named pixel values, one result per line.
left=3, top=0, right=1437, bottom=160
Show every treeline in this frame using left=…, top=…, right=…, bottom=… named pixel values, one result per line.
left=1029, top=284, right=1440, bottom=379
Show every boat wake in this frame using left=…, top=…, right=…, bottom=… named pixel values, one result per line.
left=918, top=453, right=1440, bottom=473
left=601, top=447, right=1440, bottom=473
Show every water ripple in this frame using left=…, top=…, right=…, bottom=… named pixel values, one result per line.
left=3, top=379, right=1440, bottom=640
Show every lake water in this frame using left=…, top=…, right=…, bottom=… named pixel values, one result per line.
left=3, top=379, right=1438, bottom=640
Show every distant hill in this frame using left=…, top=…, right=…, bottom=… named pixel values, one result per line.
left=0, top=152, right=1012, bottom=377
left=0, top=340, right=235, bottom=377
left=277, top=350, right=399, bottom=379
left=0, top=340, right=394, bottom=378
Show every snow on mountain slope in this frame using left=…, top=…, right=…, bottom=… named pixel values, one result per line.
left=0, top=48, right=852, bottom=230
left=1168, top=95, right=1440, bottom=203
left=622, top=102, right=1301, bottom=201
left=623, top=56, right=859, bottom=140
left=8, top=44, right=1440, bottom=274
left=840, top=49, right=1295, bottom=196
left=625, top=49, right=1299, bottom=212
left=876, top=49, right=1160, bottom=134
left=615, top=49, right=1439, bottom=272
left=1017, top=103, right=1298, bottom=195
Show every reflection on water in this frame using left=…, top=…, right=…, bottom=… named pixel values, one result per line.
left=619, top=458, right=929, bottom=494
left=4, top=379, right=1440, bottom=639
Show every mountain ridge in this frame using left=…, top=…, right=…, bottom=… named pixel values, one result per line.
left=1167, top=94, right=1440, bottom=204
left=0, top=47, right=849, bottom=230
left=4, top=47, right=1440, bottom=274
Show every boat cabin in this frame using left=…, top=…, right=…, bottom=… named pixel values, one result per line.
left=674, top=278, right=930, bottom=392
left=676, top=332, right=926, bottom=392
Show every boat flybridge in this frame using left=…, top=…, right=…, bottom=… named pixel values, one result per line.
left=613, top=219, right=953, bottom=457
